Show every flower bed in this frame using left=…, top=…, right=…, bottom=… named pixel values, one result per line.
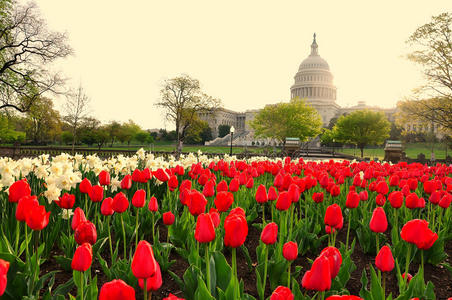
left=0, top=150, right=451, bottom=299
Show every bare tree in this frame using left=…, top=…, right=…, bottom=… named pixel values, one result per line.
left=64, top=84, right=90, bottom=152
left=155, top=74, right=221, bottom=153
left=0, top=1, right=73, bottom=112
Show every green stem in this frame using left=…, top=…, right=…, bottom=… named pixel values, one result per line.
left=404, top=244, right=411, bottom=290
left=262, top=246, right=269, bottom=300
left=151, top=212, right=155, bottom=244
left=107, top=216, right=113, bottom=264
left=135, top=207, right=139, bottom=248
left=382, top=272, right=386, bottom=300
left=262, top=204, right=265, bottom=225
left=232, top=248, right=238, bottom=299
left=120, top=213, right=127, bottom=259
left=24, top=224, right=29, bottom=260
left=15, top=219, right=20, bottom=255
left=394, top=209, right=398, bottom=243
left=346, top=211, right=351, bottom=250
left=376, top=234, right=380, bottom=253
left=80, top=271, right=84, bottom=300
left=287, top=262, right=291, bottom=290
left=288, top=205, right=294, bottom=240
left=206, top=245, right=211, bottom=295
left=144, top=278, right=147, bottom=300
left=421, top=250, right=424, bottom=276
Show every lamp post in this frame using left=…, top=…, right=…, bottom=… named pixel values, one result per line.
left=230, top=126, right=235, bottom=156
left=332, top=139, right=335, bottom=157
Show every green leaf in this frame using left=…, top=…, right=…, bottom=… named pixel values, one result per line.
left=212, top=251, right=232, bottom=291
left=194, top=275, right=215, bottom=300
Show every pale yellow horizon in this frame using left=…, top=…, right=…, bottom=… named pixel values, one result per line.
left=27, top=0, right=452, bottom=130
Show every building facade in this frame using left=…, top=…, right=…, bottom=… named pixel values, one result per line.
left=202, top=34, right=397, bottom=146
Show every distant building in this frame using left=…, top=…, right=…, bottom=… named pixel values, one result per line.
left=201, top=34, right=397, bottom=146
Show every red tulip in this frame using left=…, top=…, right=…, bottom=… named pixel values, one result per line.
left=376, top=180, right=389, bottom=195
left=388, top=191, right=403, bottom=208
left=99, top=170, right=110, bottom=186
left=359, top=190, right=368, bottom=201
left=389, top=175, right=400, bottom=187
left=8, top=179, right=31, bottom=203
left=439, top=193, right=452, bottom=209
left=429, top=191, right=441, bottom=205
left=148, top=196, right=158, bottom=212
left=74, top=221, right=97, bottom=245
left=408, top=178, right=418, bottom=191
left=312, top=192, right=324, bottom=203
left=376, top=194, right=386, bottom=206
left=216, top=180, right=228, bottom=193
left=352, top=174, right=361, bottom=186
left=79, top=178, right=92, bottom=194
left=302, top=255, right=331, bottom=291
left=406, top=193, right=425, bottom=209
left=268, top=186, right=278, bottom=201
left=163, top=211, right=175, bottom=225
left=261, top=222, right=278, bottom=245
left=209, top=208, right=220, bottom=228
left=330, top=184, right=340, bottom=197
left=224, top=212, right=248, bottom=248
left=55, top=193, right=75, bottom=209
left=121, top=174, right=132, bottom=190
left=16, top=195, right=39, bottom=222
left=72, top=207, right=87, bottom=230
left=0, top=259, right=10, bottom=296
left=320, top=246, right=342, bottom=279
left=25, top=205, right=50, bottom=231
left=101, top=197, right=114, bottom=216
left=203, top=180, right=215, bottom=197
left=168, top=175, right=179, bottom=191
left=401, top=219, right=438, bottom=250
left=132, top=189, right=146, bottom=208
left=288, top=184, right=300, bottom=202
left=402, top=272, right=412, bottom=283
left=112, top=192, right=129, bottom=213
left=154, top=168, right=170, bottom=182
left=188, top=190, right=207, bottom=216
left=214, top=191, right=234, bottom=212
left=89, top=185, right=104, bottom=202
left=255, top=184, right=268, bottom=204
left=99, top=279, right=136, bottom=300
left=369, top=207, right=387, bottom=233
left=132, top=240, right=157, bottom=278
left=71, top=243, right=93, bottom=272
left=324, top=204, right=343, bottom=229
left=195, top=213, right=216, bottom=243
left=138, top=262, right=162, bottom=291
left=270, top=286, right=294, bottom=300
left=276, top=191, right=291, bottom=211
left=375, top=245, right=394, bottom=272
left=345, top=191, right=359, bottom=208
left=132, top=169, right=143, bottom=183
left=283, top=241, right=298, bottom=261
left=229, top=178, right=240, bottom=192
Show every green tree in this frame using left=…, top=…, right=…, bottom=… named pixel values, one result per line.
left=23, top=97, right=62, bottom=144
left=61, top=131, right=73, bottom=145
left=117, top=120, right=141, bottom=146
left=0, top=113, right=25, bottom=144
left=250, top=97, right=322, bottom=146
left=105, top=121, right=121, bottom=147
left=0, top=1, right=72, bottom=112
left=399, top=12, right=452, bottom=134
left=135, top=131, right=154, bottom=144
left=218, top=124, right=231, bottom=138
left=155, top=74, right=221, bottom=153
left=332, top=110, right=390, bottom=157
left=185, top=118, right=210, bottom=144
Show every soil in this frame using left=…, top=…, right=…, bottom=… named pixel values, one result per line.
left=40, top=218, right=452, bottom=300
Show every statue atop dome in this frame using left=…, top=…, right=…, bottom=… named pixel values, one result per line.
left=311, top=33, right=318, bottom=56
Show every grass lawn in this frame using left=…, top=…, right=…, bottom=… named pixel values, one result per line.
left=338, top=142, right=450, bottom=160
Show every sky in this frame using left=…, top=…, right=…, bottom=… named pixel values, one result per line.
left=29, top=0, right=452, bottom=130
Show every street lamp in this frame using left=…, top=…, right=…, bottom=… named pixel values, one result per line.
left=332, top=139, right=335, bottom=157
left=230, top=126, right=235, bottom=156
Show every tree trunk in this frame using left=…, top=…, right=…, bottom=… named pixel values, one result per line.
left=360, top=147, right=364, bottom=158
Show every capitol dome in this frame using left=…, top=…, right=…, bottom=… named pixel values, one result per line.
left=290, top=33, right=339, bottom=126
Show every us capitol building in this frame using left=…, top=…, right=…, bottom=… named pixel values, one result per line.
left=201, top=34, right=396, bottom=146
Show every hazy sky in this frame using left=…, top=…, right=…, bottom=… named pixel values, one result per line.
left=30, top=0, right=452, bottom=130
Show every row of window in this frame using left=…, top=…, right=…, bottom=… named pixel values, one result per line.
left=296, top=74, right=330, bottom=83
left=292, top=87, right=336, bottom=99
